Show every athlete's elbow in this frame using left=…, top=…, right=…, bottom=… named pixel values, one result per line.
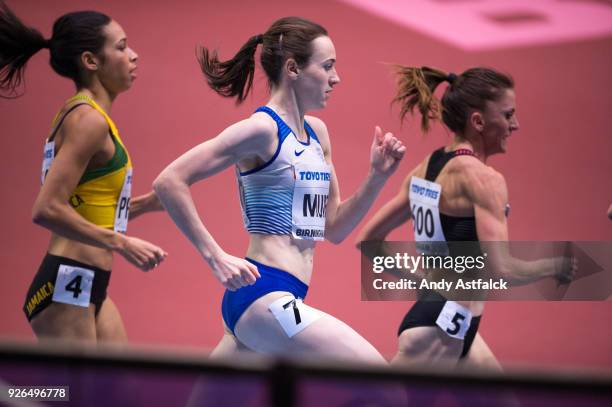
left=354, top=229, right=378, bottom=249
left=326, top=236, right=343, bottom=245
left=489, top=260, right=515, bottom=284
left=32, top=201, right=60, bottom=227
left=325, top=229, right=346, bottom=245
left=31, top=207, right=46, bottom=226
left=153, top=170, right=177, bottom=198
left=354, top=231, right=364, bottom=249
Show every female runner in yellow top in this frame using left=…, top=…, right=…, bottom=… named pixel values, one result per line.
left=0, top=2, right=167, bottom=342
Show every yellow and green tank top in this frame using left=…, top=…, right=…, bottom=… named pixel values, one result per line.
left=41, top=94, right=133, bottom=232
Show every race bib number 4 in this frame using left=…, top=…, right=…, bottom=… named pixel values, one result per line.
left=268, top=295, right=320, bottom=338
left=292, top=163, right=331, bottom=241
left=114, top=168, right=132, bottom=233
left=52, top=265, right=94, bottom=307
left=435, top=301, right=473, bottom=340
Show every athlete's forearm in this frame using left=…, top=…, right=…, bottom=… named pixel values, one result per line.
left=129, top=191, right=164, bottom=220
left=355, top=195, right=412, bottom=248
left=484, top=243, right=557, bottom=285
left=326, top=171, right=387, bottom=244
left=153, top=174, right=222, bottom=261
left=32, top=201, right=126, bottom=252
left=504, top=257, right=557, bottom=285
left=354, top=210, right=388, bottom=246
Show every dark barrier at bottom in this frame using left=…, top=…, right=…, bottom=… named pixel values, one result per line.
left=0, top=341, right=610, bottom=406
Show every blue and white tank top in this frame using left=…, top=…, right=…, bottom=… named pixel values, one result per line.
left=236, top=106, right=331, bottom=241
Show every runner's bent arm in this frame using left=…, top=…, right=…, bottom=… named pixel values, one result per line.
left=470, top=168, right=574, bottom=285
left=307, top=117, right=406, bottom=244
left=153, top=118, right=271, bottom=289
left=32, top=108, right=166, bottom=270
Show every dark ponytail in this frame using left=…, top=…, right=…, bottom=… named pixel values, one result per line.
left=197, top=34, right=262, bottom=104
left=394, top=65, right=514, bottom=134
left=0, top=1, right=48, bottom=97
left=198, top=17, right=327, bottom=104
left=0, top=1, right=110, bottom=98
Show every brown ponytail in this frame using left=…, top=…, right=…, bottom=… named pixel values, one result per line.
left=198, top=16, right=327, bottom=104
left=393, top=65, right=514, bottom=134
left=197, top=34, right=262, bottom=104
left=392, top=65, right=448, bottom=132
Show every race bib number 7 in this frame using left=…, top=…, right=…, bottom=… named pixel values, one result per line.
left=268, top=295, right=320, bottom=338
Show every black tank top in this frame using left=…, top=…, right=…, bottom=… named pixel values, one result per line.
left=425, top=147, right=478, bottom=241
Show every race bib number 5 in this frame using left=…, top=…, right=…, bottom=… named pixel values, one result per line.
left=52, top=265, right=94, bottom=307
left=435, top=301, right=473, bottom=340
left=292, top=163, right=331, bottom=241
left=114, top=168, right=132, bottom=233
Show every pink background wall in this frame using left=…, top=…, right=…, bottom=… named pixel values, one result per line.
left=1, top=0, right=611, bottom=369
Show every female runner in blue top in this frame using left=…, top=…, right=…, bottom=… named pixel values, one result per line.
left=154, top=17, right=405, bottom=362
